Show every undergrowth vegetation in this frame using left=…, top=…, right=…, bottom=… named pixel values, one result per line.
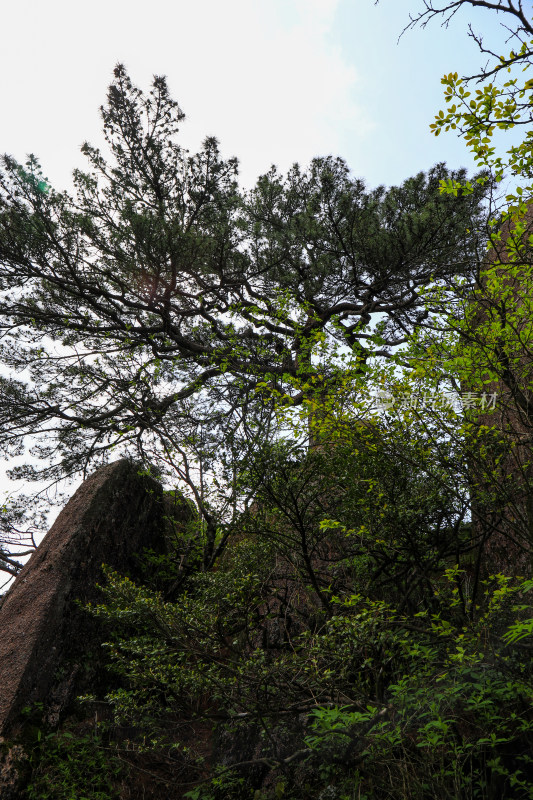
left=28, top=410, right=533, bottom=799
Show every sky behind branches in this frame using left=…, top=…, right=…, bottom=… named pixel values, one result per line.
left=0, top=0, right=509, bottom=191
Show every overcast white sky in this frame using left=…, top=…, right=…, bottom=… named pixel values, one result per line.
left=0, top=0, right=509, bottom=192
left=0, top=0, right=519, bottom=541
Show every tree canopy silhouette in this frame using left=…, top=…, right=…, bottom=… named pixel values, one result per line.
left=0, top=65, right=487, bottom=573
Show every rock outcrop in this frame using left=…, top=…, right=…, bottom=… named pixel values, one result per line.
left=469, top=209, right=533, bottom=577
left=0, top=459, right=168, bottom=739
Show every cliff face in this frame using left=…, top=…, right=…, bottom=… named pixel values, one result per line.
left=468, top=210, right=533, bottom=577
left=0, top=459, right=170, bottom=797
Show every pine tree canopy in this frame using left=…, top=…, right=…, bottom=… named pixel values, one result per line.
left=0, top=65, right=487, bottom=563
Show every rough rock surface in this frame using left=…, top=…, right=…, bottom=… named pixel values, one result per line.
left=0, top=459, right=168, bottom=739
left=470, top=210, right=533, bottom=578
left=0, top=743, right=28, bottom=800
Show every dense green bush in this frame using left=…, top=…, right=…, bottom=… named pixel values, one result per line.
left=79, top=424, right=533, bottom=799
left=26, top=729, right=122, bottom=800
left=83, top=563, right=533, bottom=799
